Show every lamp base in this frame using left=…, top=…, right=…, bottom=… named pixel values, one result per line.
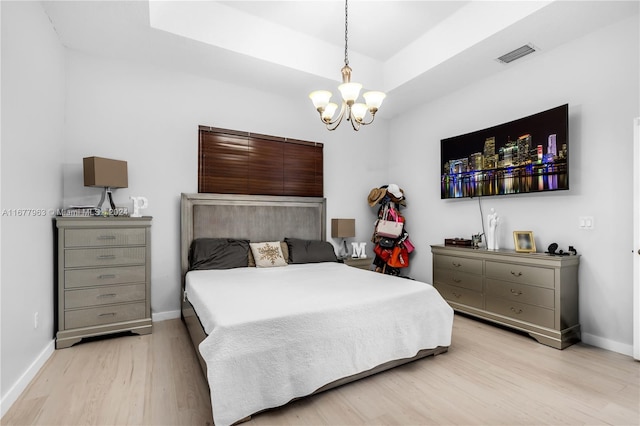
left=95, top=187, right=116, bottom=216
left=338, top=239, right=349, bottom=259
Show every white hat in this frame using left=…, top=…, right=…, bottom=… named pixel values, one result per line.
left=387, top=183, right=402, bottom=198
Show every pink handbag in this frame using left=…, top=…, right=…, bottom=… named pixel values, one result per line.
left=402, top=238, right=415, bottom=253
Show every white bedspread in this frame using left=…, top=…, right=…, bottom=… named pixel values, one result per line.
left=186, top=262, right=453, bottom=426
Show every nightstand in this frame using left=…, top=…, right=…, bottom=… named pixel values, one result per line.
left=54, top=216, right=152, bottom=349
left=343, top=257, right=372, bottom=271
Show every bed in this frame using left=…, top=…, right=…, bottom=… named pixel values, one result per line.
left=180, top=193, right=454, bottom=426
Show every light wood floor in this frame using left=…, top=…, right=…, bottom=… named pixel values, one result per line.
left=2, top=314, right=638, bottom=425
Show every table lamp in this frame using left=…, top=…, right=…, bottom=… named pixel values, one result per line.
left=83, top=156, right=128, bottom=214
left=331, top=218, right=355, bottom=259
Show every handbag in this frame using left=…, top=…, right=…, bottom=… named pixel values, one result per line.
left=388, top=245, right=409, bottom=268
left=374, top=244, right=392, bottom=262
left=376, top=219, right=404, bottom=238
left=379, top=237, right=395, bottom=248
left=402, top=237, right=415, bottom=253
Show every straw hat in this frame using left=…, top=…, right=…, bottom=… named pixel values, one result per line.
left=367, top=187, right=387, bottom=207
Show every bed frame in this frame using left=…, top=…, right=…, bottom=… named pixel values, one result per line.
left=180, top=193, right=448, bottom=421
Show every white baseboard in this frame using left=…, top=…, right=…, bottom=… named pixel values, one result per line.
left=581, top=332, right=633, bottom=357
left=152, top=310, right=181, bottom=322
left=0, top=339, right=55, bottom=419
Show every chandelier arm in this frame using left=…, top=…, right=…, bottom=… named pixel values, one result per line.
left=357, top=112, right=377, bottom=126
left=348, top=109, right=362, bottom=131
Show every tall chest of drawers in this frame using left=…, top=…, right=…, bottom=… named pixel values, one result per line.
left=55, top=217, right=152, bottom=349
left=431, top=244, right=580, bottom=349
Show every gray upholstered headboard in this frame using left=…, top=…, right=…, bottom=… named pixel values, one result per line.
left=180, top=193, right=326, bottom=284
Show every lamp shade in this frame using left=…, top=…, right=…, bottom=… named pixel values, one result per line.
left=338, top=82, right=362, bottom=103
left=83, top=156, right=128, bottom=188
left=363, top=91, right=386, bottom=111
left=351, top=103, right=368, bottom=122
left=331, top=218, right=355, bottom=238
left=309, top=90, right=332, bottom=110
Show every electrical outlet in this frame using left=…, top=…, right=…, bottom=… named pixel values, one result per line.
left=578, top=216, right=594, bottom=230
left=34, top=312, right=38, bottom=329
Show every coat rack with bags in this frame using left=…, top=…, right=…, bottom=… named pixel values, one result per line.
left=367, top=184, right=415, bottom=275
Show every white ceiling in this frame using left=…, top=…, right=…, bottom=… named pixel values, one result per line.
left=41, top=1, right=638, bottom=118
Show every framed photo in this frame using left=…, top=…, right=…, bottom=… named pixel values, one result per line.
left=513, top=231, right=536, bottom=253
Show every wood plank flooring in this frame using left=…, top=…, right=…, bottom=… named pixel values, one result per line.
left=2, top=314, right=638, bottom=425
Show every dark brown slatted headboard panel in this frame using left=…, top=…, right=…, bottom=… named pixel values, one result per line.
left=180, top=193, right=326, bottom=286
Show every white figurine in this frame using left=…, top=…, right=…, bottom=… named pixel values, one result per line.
left=487, top=208, right=500, bottom=250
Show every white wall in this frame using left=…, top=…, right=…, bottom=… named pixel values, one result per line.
left=0, top=1, right=66, bottom=412
left=62, top=51, right=390, bottom=316
left=389, top=15, right=639, bottom=354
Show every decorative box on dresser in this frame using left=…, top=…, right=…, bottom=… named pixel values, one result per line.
left=431, top=244, right=580, bottom=349
left=55, top=217, right=152, bottom=349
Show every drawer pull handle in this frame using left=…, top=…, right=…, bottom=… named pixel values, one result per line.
left=97, top=255, right=116, bottom=260
left=98, top=274, right=116, bottom=279
left=510, top=271, right=523, bottom=277
left=510, top=307, right=523, bottom=314
left=453, top=278, right=462, bottom=283
left=510, top=289, right=523, bottom=296
left=97, top=293, right=117, bottom=299
left=452, top=262, right=462, bottom=267
left=451, top=292, right=462, bottom=299
left=97, top=235, right=116, bottom=240
left=98, top=312, right=116, bottom=317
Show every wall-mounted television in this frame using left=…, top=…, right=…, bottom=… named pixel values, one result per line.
left=440, top=104, right=569, bottom=199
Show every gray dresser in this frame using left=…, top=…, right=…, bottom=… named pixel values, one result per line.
left=55, top=217, right=152, bottom=349
left=431, top=244, right=580, bottom=349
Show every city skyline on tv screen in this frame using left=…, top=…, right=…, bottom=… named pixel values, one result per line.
left=440, top=104, right=569, bottom=199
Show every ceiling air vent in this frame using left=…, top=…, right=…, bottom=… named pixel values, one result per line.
left=496, top=44, right=537, bottom=64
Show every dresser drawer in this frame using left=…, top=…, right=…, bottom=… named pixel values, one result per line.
left=434, top=268, right=483, bottom=292
left=65, top=283, right=146, bottom=309
left=65, top=265, right=146, bottom=289
left=434, top=282, right=483, bottom=309
left=486, top=261, right=554, bottom=289
left=65, top=247, right=146, bottom=268
left=64, top=302, right=146, bottom=329
left=65, top=227, right=146, bottom=248
left=434, top=254, right=483, bottom=275
left=486, top=279, right=554, bottom=309
left=486, top=297, right=554, bottom=329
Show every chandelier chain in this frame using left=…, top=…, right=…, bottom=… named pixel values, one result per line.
left=344, top=0, right=349, bottom=66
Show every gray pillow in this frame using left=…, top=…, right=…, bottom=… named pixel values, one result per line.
left=285, top=238, right=338, bottom=264
left=189, top=238, right=250, bottom=270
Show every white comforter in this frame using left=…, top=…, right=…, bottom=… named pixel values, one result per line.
left=186, top=262, right=453, bottom=426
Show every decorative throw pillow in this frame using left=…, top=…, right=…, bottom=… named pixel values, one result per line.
left=285, top=238, right=338, bottom=264
left=249, top=242, right=288, bottom=267
left=248, top=242, right=289, bottom=267
left=189, top=238, right=250, bottom=270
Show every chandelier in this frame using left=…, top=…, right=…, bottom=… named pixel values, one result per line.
left=309, top=0, right=386, bottom=131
